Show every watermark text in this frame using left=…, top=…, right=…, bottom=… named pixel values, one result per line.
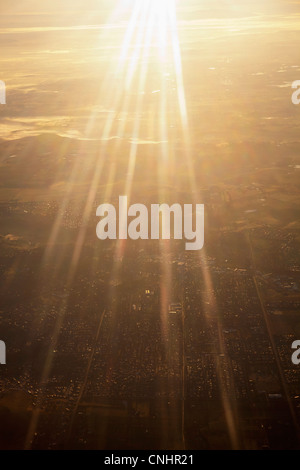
left=96, top=196, right=204, bottom=251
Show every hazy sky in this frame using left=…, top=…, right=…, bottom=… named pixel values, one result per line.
left=1, top=0, right=299, bottom=143
left=1, top=0, right=300, bottom=16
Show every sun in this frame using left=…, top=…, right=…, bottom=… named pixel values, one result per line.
left=70, top=0, right=189, bottom=221
left=117, top=0, right=179, bottom=74
left=122, top=0, right=177, bottom=39
left=97, top=0, right=188, bottom=148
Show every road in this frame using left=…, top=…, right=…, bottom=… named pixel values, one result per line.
left=181, top=285, right=186, bottom=450
left=66, top=308, right=106, bottom=445
left=248, top=232, right=300, bottom=442
left=253, top=275, right=300, bottom=440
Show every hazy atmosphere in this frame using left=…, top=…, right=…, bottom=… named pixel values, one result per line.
left=0, top=0, right=300, bottom=451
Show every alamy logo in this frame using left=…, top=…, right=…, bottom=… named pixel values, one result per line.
left=292, top=340, right=300, bottom=365
left=0, top=341, right=6, bottom=365
left=292, top=80, right=300, bottom=105
left=0, top=81, right=6, bottom=105
left=96, top=196, right=204, bottom=251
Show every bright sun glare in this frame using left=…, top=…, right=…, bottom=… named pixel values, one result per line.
left=116, top=0, right=186, bottom=121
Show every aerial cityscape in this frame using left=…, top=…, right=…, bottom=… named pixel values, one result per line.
left=0, top=0, right=300, bottom=450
